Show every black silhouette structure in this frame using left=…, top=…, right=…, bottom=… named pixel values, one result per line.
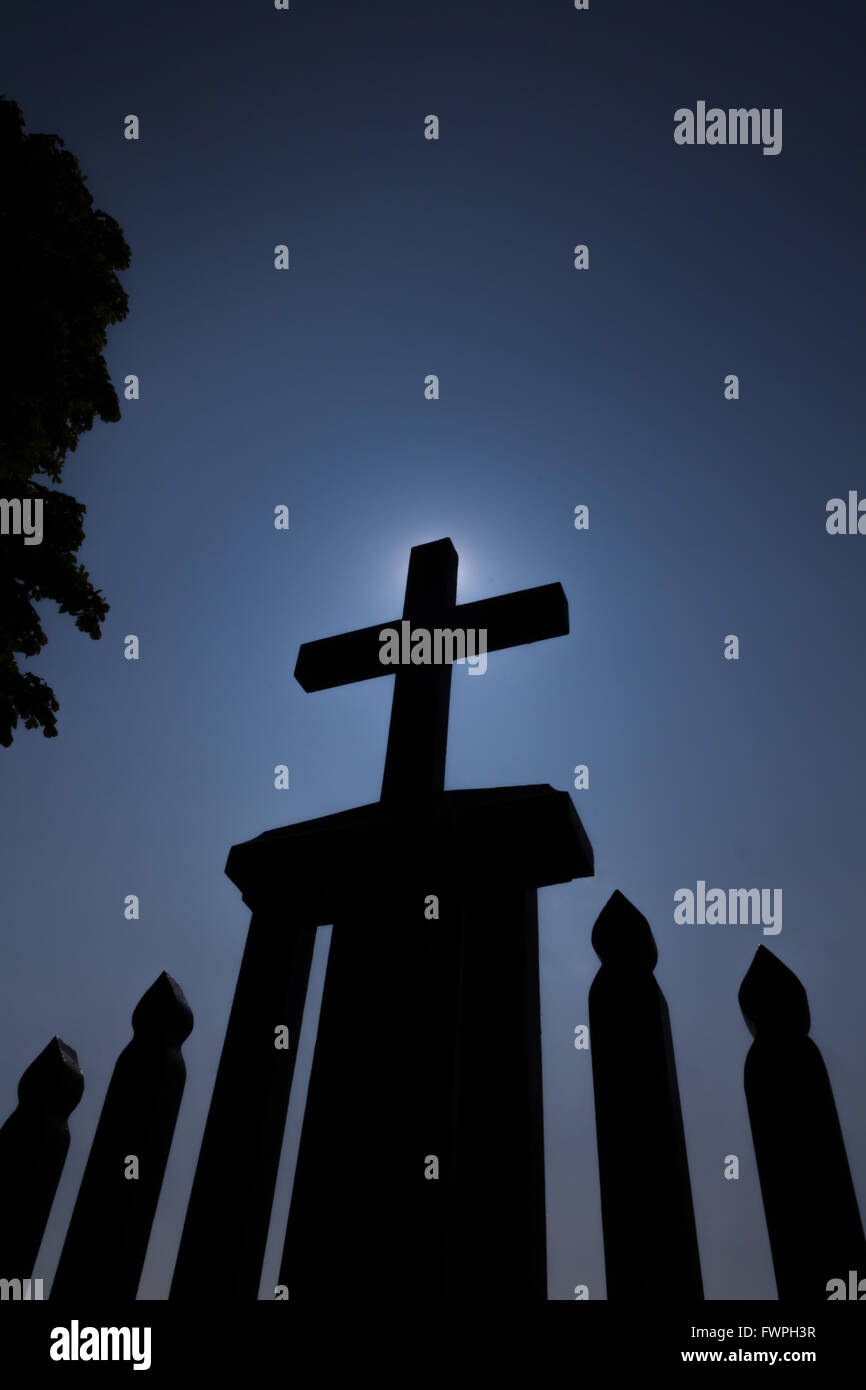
left=169, top=913, right=318, bottom=1298
left=739, top=946, right=866, bottom=1300
left=50, top=973, right=192, bottom=1300
left=172, top=538, right=593, bottom=1299
left=2, top=543, right=864, bottom=1305
left=0, top=1037, right=82, bottom=1278
left=589, top=891, right=703, bottom=1298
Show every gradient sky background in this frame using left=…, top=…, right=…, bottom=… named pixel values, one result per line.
left=1, top=0, right=864, bottom=1301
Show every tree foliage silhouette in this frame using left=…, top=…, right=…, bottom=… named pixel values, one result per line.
left=0, top=96, right=130, bottom=746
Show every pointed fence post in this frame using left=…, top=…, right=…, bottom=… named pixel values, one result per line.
left=588, top=891, right=703, bottom=1298
left=739, top=945, right=866, bottom=1300
left=0, top=1038, right=83, bottom=1279
left=50, top=972, right=193, bottom=1300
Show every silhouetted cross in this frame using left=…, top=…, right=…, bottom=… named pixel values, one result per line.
left=294, top=538, right=568, bottom=803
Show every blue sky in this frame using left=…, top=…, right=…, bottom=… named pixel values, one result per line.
left=1, top=0, right=864, bottom=1300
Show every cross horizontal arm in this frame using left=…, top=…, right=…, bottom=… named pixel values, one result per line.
left=449, top=584, right=569, bottom=655
left=294, top=583, right=568, bottom=693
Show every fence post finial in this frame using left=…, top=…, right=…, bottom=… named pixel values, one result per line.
left=588, top=890, right=703, bottom=1299
left=739, top=945, right=865, bottom=1299
left=50, top=973, right=192, bottom=1301
left=0, top=1037, right=83, bottom=1278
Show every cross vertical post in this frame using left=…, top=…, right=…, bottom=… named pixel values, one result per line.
left=381, top=537, right=457, bottom=803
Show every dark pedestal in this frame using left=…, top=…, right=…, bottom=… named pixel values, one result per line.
left=221, top=783, right=592, bottom=1301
